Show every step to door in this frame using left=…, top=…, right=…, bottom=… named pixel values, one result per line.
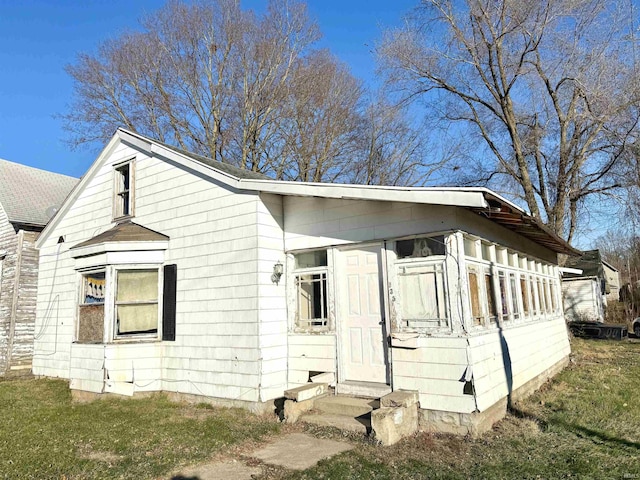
left=313, top=396, right=379, bottom=417
left=299, top=412, right=371, bottom=434
left=335, top=381, right=391, bottom=398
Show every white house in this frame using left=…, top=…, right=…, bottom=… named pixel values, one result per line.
left=33, top=129, right=575, bottom=435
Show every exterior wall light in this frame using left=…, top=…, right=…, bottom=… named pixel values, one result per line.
left=271, top=260, right=284, bottom=285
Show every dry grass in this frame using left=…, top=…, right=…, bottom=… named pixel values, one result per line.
left=270, top=338, right=640, bottom=480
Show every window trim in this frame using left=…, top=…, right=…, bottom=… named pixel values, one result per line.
left=290, top=249, right=332, bottom=332
left=112, top=265, right=163, bottom=341
left=113, top=158, right=135, bottom=221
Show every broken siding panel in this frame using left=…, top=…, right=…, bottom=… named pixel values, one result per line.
left=391, top=336, right=474, bottom=412
left=472, top=317, right=570, bottom=411
left=287, top=334, right=336, bottom=388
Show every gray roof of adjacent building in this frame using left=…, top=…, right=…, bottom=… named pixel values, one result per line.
left=0, top=158, right=78, bottom=227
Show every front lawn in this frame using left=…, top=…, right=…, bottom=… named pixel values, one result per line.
left=0, top=379, right=279, bottom=479
left=1, top=338, right=638, bottom=479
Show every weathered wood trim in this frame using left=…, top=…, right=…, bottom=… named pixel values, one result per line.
left=5, top=229, right=23, bottom=373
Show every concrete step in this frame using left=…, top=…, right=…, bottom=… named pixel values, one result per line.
left=335, top=381, right=391, bottom=398
left=313, top=396, right=380, bottom=417
left=299, top=412, right=371, bottom=434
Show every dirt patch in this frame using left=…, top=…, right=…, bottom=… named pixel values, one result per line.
left=78, top=450, right=123, bottom=464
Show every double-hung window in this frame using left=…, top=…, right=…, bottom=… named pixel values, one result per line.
left=114, top=160, right=134, bottom=219
left=293, top=250, right=329, bottom=330
left=115, top=269, right=160, bottom=337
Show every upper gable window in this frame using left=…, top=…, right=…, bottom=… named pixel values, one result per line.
left=114, top=160, right=134, bottom=219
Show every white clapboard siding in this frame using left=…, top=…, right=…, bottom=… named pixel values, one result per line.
left=471, top=316, right=570, bottom=411
left=255, top=193, right=288, bottom=401
left=284, top=198, right=556, bottom=264
left=34, top=140, right=268, bottom=403
left=287, top=334, right=337, bottom=387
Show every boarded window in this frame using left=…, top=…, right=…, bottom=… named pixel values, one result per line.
left=468, top=270, right=483, bottom=326
left=115, top=270, right=158, bottom=335
left=78, top=271, right=106, bottom=343
left=396, top=236, right=445, bottom=259
left=398, top=263, right=447, bottom=328
left=295, top=273, right=328, bottom=328
left=521, top=276, right=530, bottom=316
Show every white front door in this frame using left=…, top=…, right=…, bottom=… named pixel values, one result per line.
left=338, top=244, right=388, bottom=384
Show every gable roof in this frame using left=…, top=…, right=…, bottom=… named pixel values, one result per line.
left=0, top=158, right=78, bottom=227
left=37, top=128, right=578, bottom=255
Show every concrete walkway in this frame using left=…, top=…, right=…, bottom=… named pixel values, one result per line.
left=171, top=433, right=353, bottom=480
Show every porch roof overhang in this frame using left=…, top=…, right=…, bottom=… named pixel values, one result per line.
left=470, top=192, right=580, bottom=256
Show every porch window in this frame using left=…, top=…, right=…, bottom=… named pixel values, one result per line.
left=396, top=236, right=445, bottom=259
left=114, top=160, right=134, bottom=219
left=78, top=271, right=106, bottom=343
left=484, top=270, right=497, bottom=323
left=397, top=262, right=448, bottom=329
left=521, top=276, right=530, bottom=316
left=498, top=270, right=509, bottom=320
left=509, top=273, right=521, bottom=319
left=115, top=269, right=159, bottom=337
left=293, top=250, right=329, bottom=329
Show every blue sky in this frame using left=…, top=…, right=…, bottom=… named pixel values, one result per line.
left=0, top=0, right=417, bottom=178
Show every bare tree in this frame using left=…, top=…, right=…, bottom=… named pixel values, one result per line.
left=379, top=0, right=640, bottom=241
left=349, top=95, right=449, bottom=186
left=277, top=50, right=363, bottom=182
left=63, top=0, right=319, bottom=172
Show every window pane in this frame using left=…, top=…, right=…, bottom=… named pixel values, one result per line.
left=296, top=273, right=327, bottom=327
left=117, top=304, right=158, bottom=334
left=78, top=305, right=104, bottom=343
left=510, top=273, right=520, bottom=317
left=399, top=271, right=441, bottom=321
left=117, top=270, right=158, bottom=302
left=484, top=273, right=496, bottom=322
left=537, top=278, right=546, bottom=313
left=481, top=243, right=491, bottom=261
left=499, top=271, right=509, bottom=318
left=463, top=238, right=477, bottom=257
left=83, top=272, right=106, bottom=304
left=294, top=250, right=327, bottom=268
left=396, top=236, right=445, bottom=259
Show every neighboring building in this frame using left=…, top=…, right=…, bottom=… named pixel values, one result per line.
left=561, top=249, right=620, bottom=322
left=602, top=260, right=620, bottom=303
left=0, top=159, right=77, bottom=376
left=32, top=129, right=576, bottom=435
left=562, top=277, right=605, bottom=322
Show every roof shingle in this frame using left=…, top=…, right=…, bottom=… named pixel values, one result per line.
left=0, top=159, right=78, bottom=227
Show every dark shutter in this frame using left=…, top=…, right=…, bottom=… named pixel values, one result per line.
left=162, top=264, right=177, bottom=341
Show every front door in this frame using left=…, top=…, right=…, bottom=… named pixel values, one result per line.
left=338, top=244, right=388, bottom=384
